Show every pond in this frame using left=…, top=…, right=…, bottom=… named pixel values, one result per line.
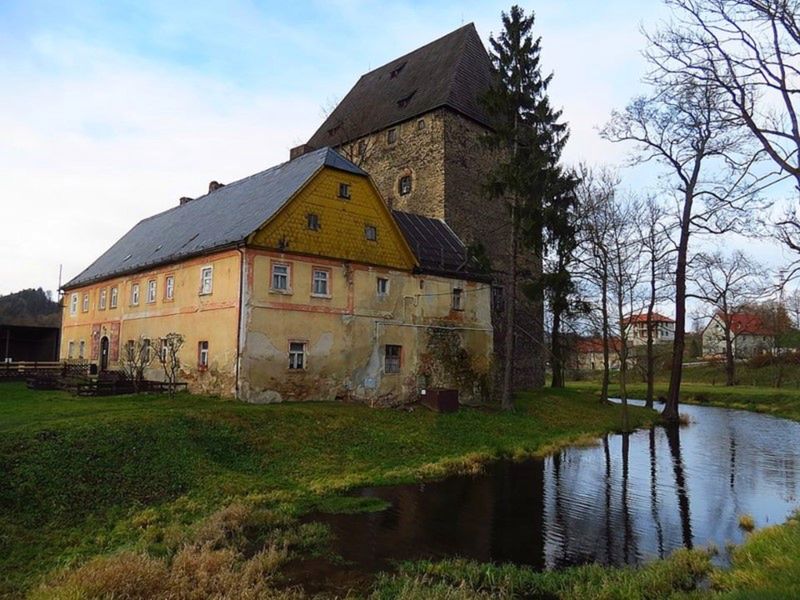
left=290, top=401, right=800, bottom=592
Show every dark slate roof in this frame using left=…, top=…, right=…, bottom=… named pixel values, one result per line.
left=392, top=210, right=489, bottom=281
left=308, top=23, right=494, bottom=148
left=64, top=148, right=365, bottom=289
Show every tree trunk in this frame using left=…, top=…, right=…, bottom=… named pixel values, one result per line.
left=617, top=294, right=630, bottom=432
left=724, top=327, right=735, bottom=387
left=645, top=256, right=657, bottom=408
left=501, top=202, right=518, bottom=411
left=665, top=200, right=692, bottom=423
left=551, top=308, right=564, bottom=388
left=600, top=262, right=610, bottom=403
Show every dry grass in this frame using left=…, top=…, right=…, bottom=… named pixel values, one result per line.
left=738, top=514, right=756, bottom=532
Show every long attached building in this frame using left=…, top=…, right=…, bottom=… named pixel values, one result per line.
left=60, top=148, right=493, bottom=404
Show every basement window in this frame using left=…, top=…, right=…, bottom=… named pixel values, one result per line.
left=365, top=225, right=377, bottom=241
left=289, top=341, right=306, bottom=370
left=399, top=175, right=412, bottom=196
left=338, top=182, right=351, bottom=199
left=387, top=128, right=397, bottom=145
left=198, top=341, right=209, bottom=369
left=385, top=345, right=401, bottom=374
left=307, top=213, right=321, bottom=231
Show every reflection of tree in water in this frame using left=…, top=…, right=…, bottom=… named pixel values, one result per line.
left=649, top=426, right=665, bottom=558
left=621, top=432, right=636, bottom=563
left=666, top=424, right=693, bottom=549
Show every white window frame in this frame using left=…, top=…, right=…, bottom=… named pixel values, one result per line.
left=288, top=341, right=306, bottom=370
left=200, top=266, right=213, bottom=295
left=131, top=283, right=140, bottom=306
left=82, top=293, right=89, bottom=313
left=70, top=293, right=78, bottom=315
left=147, top=279, right=157, bottom=303
left=311, top=268, right=330, bottom=297
left=377, top=277, right=390, bottom=296
left=67, top=340, right=75, bottom=358
left=99, top=288, right=107, bottom=310
left=338, top=182, right=351, bottom=199
left=165, top=275, right=175, bottom=300
left=198, top=340, right=209, bottom=369
left=110, top=286, right=118, bottom=309
left=271, top=263, right=290, bottom=292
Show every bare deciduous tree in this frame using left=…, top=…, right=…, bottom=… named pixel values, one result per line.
left=121, top=335, right=156, bottom=392
left=157, top=333, right=185, bottom=400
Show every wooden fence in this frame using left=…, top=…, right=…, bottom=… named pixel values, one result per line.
left=0, top=361, right=88, bottom=380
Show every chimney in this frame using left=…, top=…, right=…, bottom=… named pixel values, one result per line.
left=290, top=144, right=315, bottom=160
left=208, top=180, right=225, bottom=193
left=179, top=196, right=193, bottom=206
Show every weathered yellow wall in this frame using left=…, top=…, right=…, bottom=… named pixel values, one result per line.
left=250, top=167, right=417, bottom=270
left=239, top=248, right=493, bottom=405
left=60, top=250, right=242, bottom=396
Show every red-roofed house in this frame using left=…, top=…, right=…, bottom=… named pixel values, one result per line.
left=702, top=312, right=775, bottom=358
left=623, top=313, right=675, bottom=347
left=574, top=337, right=622, bottom=371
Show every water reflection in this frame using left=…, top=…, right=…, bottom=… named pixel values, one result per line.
left=307, top=403, right=800, bottom=582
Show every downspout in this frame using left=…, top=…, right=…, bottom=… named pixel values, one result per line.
left=235, top=245, right=246, bottom=400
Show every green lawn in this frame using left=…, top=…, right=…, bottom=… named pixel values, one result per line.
left=0, top=382, right=652, bottom=598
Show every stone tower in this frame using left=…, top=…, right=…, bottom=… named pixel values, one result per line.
left=304, top=23, right=544, bottom=390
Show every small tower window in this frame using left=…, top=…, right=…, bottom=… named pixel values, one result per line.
left=307, top=213, right=320, bottom=231
left=452, top=288, right=464, bottom=311
left=387, top=128, right=397, bottom=144
left=338, top=182, right=351, bottom=199
left=399, top=175, right=412, bottom=196
left=365, top=225, right=377, bottom=241
left=417, top=118, right=426, bottom=130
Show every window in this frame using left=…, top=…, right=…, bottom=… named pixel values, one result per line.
left=307, top=213, right=320, bottom=231
left=417, top=118, right=426, bottom=130
left=452, top=288, right=463, bottom=311
left=271, top=263, right=290, bottom=291
left=110, top=287, right=118, bottom=309
left=70, top=293, right=78, bottom=315
left=147, top=279, right=157, bottom=303
left=385, top=345, right=401, bottom=373
left=82, top=293, right=89, bottom=312
left=165, top=275, right=175, bottom=301
left=142, top=338, right=151, bottom=362
left=289, top=342, right=306, bottom=370
left=131, top=283, right=140, bottom=306
left=200, top=267, right=213, bottom=295
left=338, top=182, right=351, bottom=199
left=377, top=277, right=389, bottom=296
left=491, top=285, right=505, bottom=312
left=126, top=340, right=135, bottom=361
left=312, top=268, right=330, bottom=296
left=67, top=340, right=75, bottom=358
left=399, top=175, right=412, bottom=195
left=198, top=341, right=209, bottom=369
left=79, top=341, right=85, bottom=359
left=387, top=128, right=397, bottom=144
left=365, top=225, right=377, bottom=241
left=160, top=339, right=168, bottom=362
left=99, top=289, right=107, bottom=310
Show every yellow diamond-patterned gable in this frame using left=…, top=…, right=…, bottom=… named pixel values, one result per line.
left=249, top=167, right=417, bottom=271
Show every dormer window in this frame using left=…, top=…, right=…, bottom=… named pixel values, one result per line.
left=338, top=183, right=351, bottom=199
left=387, top=128, right=397, bottom=145
left=397, top=89, right=417, bottom=108
left=399, top=175, right=412, bottom=196
left=389, top=61, right=407, bottom=78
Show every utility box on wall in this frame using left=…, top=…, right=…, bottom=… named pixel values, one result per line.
left=421, top=388, right=459, bottom=413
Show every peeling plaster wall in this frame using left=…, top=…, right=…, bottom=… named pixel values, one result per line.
left=61, top=249, right=242, bottom=397
left=239, top=248, right=493, bottom=406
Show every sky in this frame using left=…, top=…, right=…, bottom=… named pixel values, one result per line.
left=0, top=0, right=794, bottom=297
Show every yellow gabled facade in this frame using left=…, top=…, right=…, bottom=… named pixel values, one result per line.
left=250, top=167, right=417, bottom=271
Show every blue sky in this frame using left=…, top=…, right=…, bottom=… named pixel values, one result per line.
left=0, top=0, right=790, bottom=297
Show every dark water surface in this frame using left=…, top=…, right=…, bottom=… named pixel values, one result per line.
left=293, top=402, right=800, bottom=590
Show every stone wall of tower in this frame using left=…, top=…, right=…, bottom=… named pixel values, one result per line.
left=441, top=110, right=545, bottom=390
left=340, top=110, right=447, bottom=218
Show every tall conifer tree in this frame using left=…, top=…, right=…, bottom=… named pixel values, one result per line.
left=483, top=6, right=575, bottom=406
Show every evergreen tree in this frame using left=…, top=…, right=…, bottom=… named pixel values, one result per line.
left=483, top=6, right=576, bottom=406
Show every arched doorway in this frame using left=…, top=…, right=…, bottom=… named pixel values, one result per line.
left=100, top=336, right=109, bottom=371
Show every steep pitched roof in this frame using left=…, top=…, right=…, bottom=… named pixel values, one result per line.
left=625, top=312, right=675, bottom=325
left=307, top=23, right=494, bottom=148
left=718, top=312, right=774, bottom=336
left=64, top=148, right=365, bottom=289
left=391, top=210, right=488, bottom=281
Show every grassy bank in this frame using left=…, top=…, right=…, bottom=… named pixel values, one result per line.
left=567, top=379, right=800, bottom=421
left=0, top=382, right=652, bottom=597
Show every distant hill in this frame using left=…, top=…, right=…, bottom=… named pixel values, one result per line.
left=0, top=288, right=61, bottom=328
